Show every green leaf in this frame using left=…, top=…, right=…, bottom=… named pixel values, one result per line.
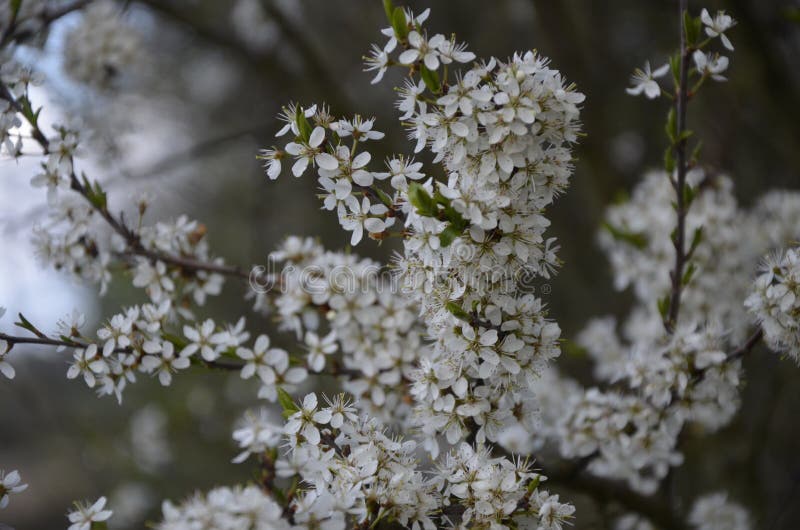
left=664, top=146, right=675, bottom=173
left=682, top=182, right=697, bottom=207
left=562, top=339, right=587, bottom=358
left=690, top=140, right=703, bottom=164
left=683, top=11, right=701, bottom=46
left=665, top=107, right=677, bottom=142
left=439, top=224, right=462, bottom=247
left=391, top=6, right=408, bottom=39
left=445, top=301, right=470, bottom=321
left=277, top=387, right=299, bottom=418
left=657, top=295, right=670, bottom=320
left=419, top=64, right=441, bottom=93
left=687, top=226, right=704, bottom=258
left=162, top=332, right=188, bottom=349
left=602, top=222, right=648, bottom=249
left=784, top=7, right=800, bottom=24
left=374, top=187, right=394, bottom=208
left=382, top=0, right=393, bottom=22
left=669, top=53, right=681, bottom=84
left=407, top=182, right=436, bottom=217
left=682, top=262, right=697, bottom=285
left=14, top=312, right=42, bottom=336
left=295, top=106, right=312, bottom=143
left=10, top=0, right=22, bottom=17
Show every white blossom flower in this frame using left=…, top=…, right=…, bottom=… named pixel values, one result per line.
left=258, top=147, right=284, bottom=179
left=236, top=334, right=287, bottom=383
left=67, top=344, right=108, bottom=387
left=67, top=496, right=113, bottom=530
left=0, top=469, right=28, bottom=509
left=304, top=331, right=337, bottom=372
left=700, top=9, right=736, bottom=51
left=140, top=342, right=191, bottom=386
left=688, top=491, right=750, bottom=530
left=231, top=408, right=283, bottom=463
left=285, top=393, right=331, bottom=445
left=364, top=41, right=395, bottom=84
left=338, top=196, right=392, bottom=245
left=399, top=31, right=446, bottom=70
left=285, top=126, right=337, bottom=177
left=335, top=116, right=385, bottom=141
left=181, top=319, right=227, bottom=361
left=30, top=164, right=70, bottom=205
left=626, top=61, right=669, bottom=99
left=693, top=50, right=728, bottom=81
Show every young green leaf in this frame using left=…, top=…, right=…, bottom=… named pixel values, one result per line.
left=445, top=301, right=470, bottom=321
left=407, top=182, right=436, bottom=216
left=277, top=387, right=299, bottom=418
left=420, top=64, right=441, bottom=94
left=439, top=224, right=462, bottom=247
left=391, top=6, right=408, bottom=40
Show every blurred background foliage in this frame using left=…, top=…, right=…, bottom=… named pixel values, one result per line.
left=2, top=0, right=800, bottom=528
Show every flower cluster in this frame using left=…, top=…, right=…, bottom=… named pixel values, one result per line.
left=2, top=2, right=792, bottom=529
left=235, top=331, right=307, bottom=401
left=599, top=171, right=751, bottom=340
left=228, top=392, right=574, bottom=530
left=627, top=8, right=734, bottom=99
left=437, top=443, right=574, bottom=530
left=130, top=215, right=226, bottom=306
left=364, top=7, right=475, bottom=84
left=688, top=491, right=751, bottom=530
left=156, top=486, right=289, bottom=530
left=556, top=386, right=683, bottom=494
left=746, top=247, right=800, bottom=363
left=263, top=236, right=426, bottom=424
left=62, top=304, right=252, bottom=401
left=63, top=1, right=140, bottom=87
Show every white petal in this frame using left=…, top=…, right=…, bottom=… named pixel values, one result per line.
left=315, top=152, right=339, bottom=170
left=309, top=126, right=326, bottom=148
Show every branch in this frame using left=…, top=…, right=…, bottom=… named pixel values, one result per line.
left=544, top=468, right=684, bottom=530
left=664, top=0, right=691, bottom=334
left=489, top=442, right=684, bottom=529
left=0, top=78, right=254, bottom=282
left=727, top=327, right=764, bottom=361
left=0, top=0, right=94, bottom=47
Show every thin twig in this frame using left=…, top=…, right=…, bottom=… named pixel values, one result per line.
left=727, top=328, right=764, bottom=361
left=0, top=78, right=254, bottom=282
left=665, top=0, right=691, bottom=334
